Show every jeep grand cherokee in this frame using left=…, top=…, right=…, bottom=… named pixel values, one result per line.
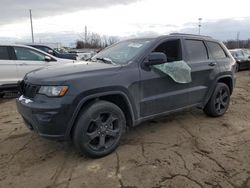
left=16, top=34, right=236, bottom=158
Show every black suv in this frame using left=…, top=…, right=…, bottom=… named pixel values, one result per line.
left=16, top=34, right=236, bottom=158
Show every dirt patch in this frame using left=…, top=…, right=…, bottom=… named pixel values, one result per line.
left=0, top=71, right=250, bottom=188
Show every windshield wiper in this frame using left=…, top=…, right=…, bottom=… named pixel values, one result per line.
left=96, top=57, right=115, bottom=64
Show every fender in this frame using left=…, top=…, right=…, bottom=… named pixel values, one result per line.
left=202, top=74, right=234, bottom=108
left=65, top=88, right=137, bottom=138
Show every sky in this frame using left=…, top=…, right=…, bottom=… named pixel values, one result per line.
left=0, top=0, right=250, bottom=45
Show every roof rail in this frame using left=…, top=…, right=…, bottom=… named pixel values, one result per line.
left=169, top=33, right=212, bottom=38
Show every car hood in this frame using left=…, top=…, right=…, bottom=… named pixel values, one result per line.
left=25, top=61, right=121, bottom=83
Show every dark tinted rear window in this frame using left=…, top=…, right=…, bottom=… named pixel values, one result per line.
left=207, top=42, right=227, bottom=59
left=0, top=46, right=10, bottom=60
left=185, top=40, right=208, bottom=62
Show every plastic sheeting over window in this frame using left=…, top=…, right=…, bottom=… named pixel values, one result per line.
left=153, top=60, right=192, bottom=84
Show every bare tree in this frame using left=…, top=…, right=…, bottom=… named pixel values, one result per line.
left=77, top=31, right=119, bottom=49
left=224, top=39, right=250, bottom=49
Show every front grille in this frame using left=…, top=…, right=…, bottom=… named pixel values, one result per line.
left=20, top=81, right=40, bottom=99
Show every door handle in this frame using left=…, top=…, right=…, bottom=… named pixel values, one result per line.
left=208, top=62, right=217, bottom=66
left=20, top=63, right=28, bottom=66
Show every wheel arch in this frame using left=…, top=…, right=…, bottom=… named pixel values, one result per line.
left=203, top=75, right=234, bottom=108
left=66, top=90, right=136, bottom=139
left=217, top=76, right=233, bottom=94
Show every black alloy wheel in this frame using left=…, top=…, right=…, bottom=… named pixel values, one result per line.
left=73, top=100, right=125, bottom=158
left=204, top=83, right=230, bottom=117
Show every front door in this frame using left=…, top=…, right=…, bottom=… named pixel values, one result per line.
left=139, top=39, right=192, bottom=117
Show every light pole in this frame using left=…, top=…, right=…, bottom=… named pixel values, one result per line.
left=236, top=32, right=240, bottom=48
left=29, top=9, right=34, bottom=43
left=198, top=18, right=202, bottom=35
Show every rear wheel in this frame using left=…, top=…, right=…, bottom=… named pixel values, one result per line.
left=204, top=83, right=230, bottom=117
left=235, top=63, right=240, bottom=72
left=73, top=100, right=126, bottom=158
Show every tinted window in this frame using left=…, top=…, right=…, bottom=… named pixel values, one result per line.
left=207, top=42, right=227, bottom=59
left=14, top=47, right=46, bottom=61
left=0, top=46, right=10, bottom=60
left=43, top=47, right=51, bottom=53
left=185, top=40, right=208, bottom=62
left=231, top=50, right=244, bottom=58
left=153, top=39, right=182, bottom=62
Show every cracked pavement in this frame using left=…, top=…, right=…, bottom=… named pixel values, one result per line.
left=0, top=71, right=250, bottom=188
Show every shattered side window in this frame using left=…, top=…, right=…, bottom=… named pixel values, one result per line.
left=152, top=39, right=192, bottom=84
left=153, top=60, right=192, bottom=84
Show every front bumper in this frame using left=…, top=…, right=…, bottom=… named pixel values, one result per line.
left=16, top=95, right=72, bottom=140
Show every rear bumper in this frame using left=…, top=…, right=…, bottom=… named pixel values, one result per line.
left=16, top=95, right=72, bottom=140
left=237, top=60, right=250, bottom=70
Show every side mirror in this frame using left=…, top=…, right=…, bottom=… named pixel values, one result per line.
left=144, top=52, right=167, bottom=67
left=47, top=50, right=54, bottom=55
left=45, top=56, right=52, bottom=62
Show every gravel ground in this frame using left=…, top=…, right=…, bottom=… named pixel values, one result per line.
left=0, top=71, right=250, bottom=188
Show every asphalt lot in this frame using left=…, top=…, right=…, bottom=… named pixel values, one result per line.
left=0, top=71, right=250, bottom=188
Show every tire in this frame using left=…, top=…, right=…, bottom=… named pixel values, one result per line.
left=73, top=100, right=126, bottom=158
left=204, top=83, right=230, bottom=117
left=235, top=63, right=240, bottom=72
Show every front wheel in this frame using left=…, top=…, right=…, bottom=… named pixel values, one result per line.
left=204, top=83, right=230, bottom=117
left=73, top=100, right=126, bottom=158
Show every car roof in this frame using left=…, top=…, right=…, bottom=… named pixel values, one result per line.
left=122, top=33, right=218, bottom=43
left=0, top=43, right=35, bottom=47
left=27, top=44, right=51, bottom=48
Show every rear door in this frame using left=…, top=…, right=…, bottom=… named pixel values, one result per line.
left=0, top=46, right=18, bottom=86
left=183, top=39, right=219, bottom=105
left=12, top=46, right=50, bottom=80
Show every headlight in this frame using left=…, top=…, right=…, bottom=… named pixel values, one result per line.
left=38, top=86, right=68, bottom=97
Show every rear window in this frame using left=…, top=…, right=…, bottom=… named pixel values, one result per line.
left=0, top=46, right=10, bottom=60
left=185, top=40, right=208, bottom=62
left=207, top=42, right=227, bottom=59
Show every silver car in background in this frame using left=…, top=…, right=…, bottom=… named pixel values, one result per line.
left=0, top=44, right=74, bottom=97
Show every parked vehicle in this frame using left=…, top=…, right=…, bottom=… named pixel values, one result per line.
left=17, top=34, right=236, bottom=158
left=69, top=49, right=97, bottom=61
left=229, top=49, right=250, bottom=71
left=0, top=44, right=73, bottom=97
left=28, top=44, right=78, bottom=60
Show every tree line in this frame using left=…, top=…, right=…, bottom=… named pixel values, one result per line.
left=224, top=39, right=250, bottom=49
left=76, top=32, right=119, bottom=49
left=76, top=32, right=250, bottom=50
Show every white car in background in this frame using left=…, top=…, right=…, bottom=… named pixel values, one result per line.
left=0, top=44, right=74, bottom=97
